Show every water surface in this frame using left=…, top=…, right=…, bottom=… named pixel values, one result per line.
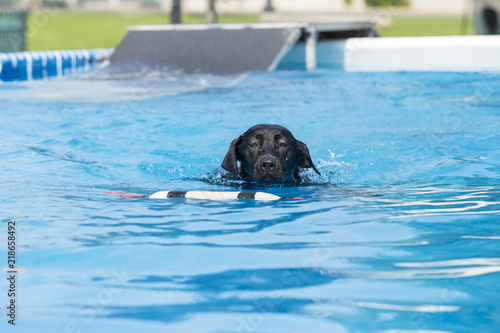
left=1, top=70, right=500, bottom=332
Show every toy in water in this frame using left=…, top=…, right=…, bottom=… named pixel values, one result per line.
left=107, top=190, right=303, bottom=201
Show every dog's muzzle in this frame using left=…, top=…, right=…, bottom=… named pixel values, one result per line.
left=253, top=155, right=282, bottom=181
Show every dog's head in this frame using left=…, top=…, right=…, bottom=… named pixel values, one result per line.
left=221, top=124, right=320, bottom=184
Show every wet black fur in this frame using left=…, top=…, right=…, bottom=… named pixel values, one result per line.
left=221, top=124, right=320, bottom=184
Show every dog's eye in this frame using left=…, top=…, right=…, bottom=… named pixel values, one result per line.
left=249, top=143, right=257, bottom=148
left=280, top=142, right=288, bottom=148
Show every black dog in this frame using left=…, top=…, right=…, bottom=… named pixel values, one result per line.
left=221, top=124, right=321, bottom=184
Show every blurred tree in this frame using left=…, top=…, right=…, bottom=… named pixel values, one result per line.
left=264, top=0, right=275, bottom=12
left=206, top=0, right=217, bottom=23
left=172, top=0, right=181, bottom=24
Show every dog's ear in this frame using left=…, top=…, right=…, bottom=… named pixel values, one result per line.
left=221, top=136, right=241, bottom=175
left=296, top=140, right=321, bottom=176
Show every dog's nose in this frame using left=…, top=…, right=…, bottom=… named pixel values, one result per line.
left=261, top=159, right=275, bottom=172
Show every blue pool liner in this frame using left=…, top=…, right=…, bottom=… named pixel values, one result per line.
left=0, top=48, right=113, bottom=82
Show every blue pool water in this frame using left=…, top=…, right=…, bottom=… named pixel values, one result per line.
left=1, top=70, right=500, bottom=333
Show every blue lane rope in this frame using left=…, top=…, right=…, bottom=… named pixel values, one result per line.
left=0, top=49, right=112, bottom=82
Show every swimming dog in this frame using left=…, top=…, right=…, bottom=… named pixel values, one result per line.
left=222, top=124, right=320, bottom=184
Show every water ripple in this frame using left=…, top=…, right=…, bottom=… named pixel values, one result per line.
left=363, top=186, right=500, bottom=219
left=345, top=257, right=500, bottom=280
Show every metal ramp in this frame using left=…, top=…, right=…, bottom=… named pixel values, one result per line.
left=96, top=21, right=376, bottom=77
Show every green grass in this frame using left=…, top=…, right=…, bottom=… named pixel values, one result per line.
left=378, top=16, right=475, bottom=37
left=27, top=11, right=259, bottom=51
left=26, top=12, right=475, bottom=51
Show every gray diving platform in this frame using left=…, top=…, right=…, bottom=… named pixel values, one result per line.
left=97, top=21, right=377, bottom=77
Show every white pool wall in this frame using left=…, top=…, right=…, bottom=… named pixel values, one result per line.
left=279, top=35, right=500, bottom=72
left=345, top=35, right=500, bottom=72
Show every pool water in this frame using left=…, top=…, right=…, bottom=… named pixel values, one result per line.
left=1, top=70, right=500, bottom=333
